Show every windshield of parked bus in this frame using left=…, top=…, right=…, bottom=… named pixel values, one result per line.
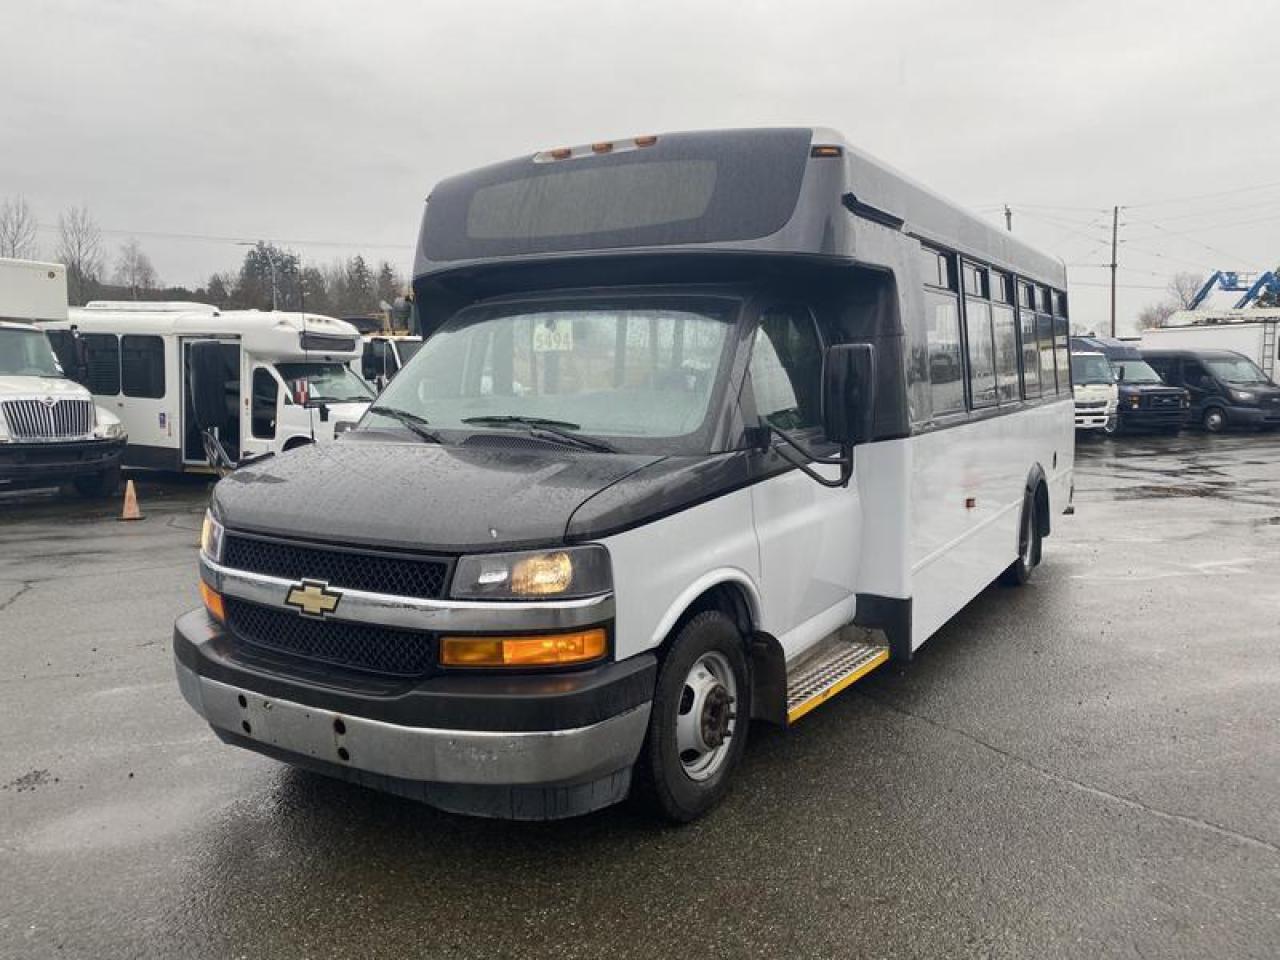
left=1206, top=356, right=1269, bottom=385
left=365, top=297, right=737, bottom=451
left=276, top=362, right=375, bottom=404
left=1112, top=359, right=1164, bottom=383
left=0, top=327, right=64, bottom=377
left=1071, top=354, right=1113, bottom=385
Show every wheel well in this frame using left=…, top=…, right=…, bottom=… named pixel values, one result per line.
left=282, top=436, right=313, bottom=451
left=663, top=582, right=755, bottom=653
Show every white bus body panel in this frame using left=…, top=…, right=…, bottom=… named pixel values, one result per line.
left=1142, top=320, right=1276, bottom=367
left=0, top=259, right=68, bottom=323
left=909, top=398, right=1073, bottom=649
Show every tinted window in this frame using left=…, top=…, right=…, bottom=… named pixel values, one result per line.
left=82, top=333, right=120, bottom=395
left=749, top=307, right=824, bottom=431
left=362, top=340, right=389, bottom=381
left=44, top=330, right=77, bottom=377
left=251, top=367, right=278, bottom=439
left=965, top=299, right=997, bottom=407
left=1054, top=317, right=1071, bottom=392
left=992, top=272, right=1012, bottom=304
left=992, top=304, right=1019, bottom=401
left=423, top=129, right=812, bottom=261
left=121, top=335, right=165, bottom=398
left=926, top=290, right=965, bottom=416
left=1020, top=309, right=1040, bottom=398
left=1037, top=314, right=1057, bottom=394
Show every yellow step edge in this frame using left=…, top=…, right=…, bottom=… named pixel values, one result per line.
left=786, top=647, right=890, bottom=725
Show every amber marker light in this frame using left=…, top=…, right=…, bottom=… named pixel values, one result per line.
left=199, top=581, right=226, bottom=623
left=810, top=144, right=843, bottom=158
left=549, top=147, right=572, bottom=160
left=634, top=135, right=658, bottom=147
left=591, top=141, right=614, bottom=154
left=440, top=629, right=607, bottom=668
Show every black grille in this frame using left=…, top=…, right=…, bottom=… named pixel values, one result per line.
left=223, top=534, right=449, bottom=599
left=225, top=598, right=436, bottom=677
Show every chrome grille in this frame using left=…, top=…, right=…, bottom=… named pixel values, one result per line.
left=2, top=398, right=95, bottom=440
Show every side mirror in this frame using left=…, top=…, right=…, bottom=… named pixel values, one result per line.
left=823, top=343, right=876, bottom=447
left=1116, top=364, right=1125, bottom=381
left=188, top=340, right=230, bottom=432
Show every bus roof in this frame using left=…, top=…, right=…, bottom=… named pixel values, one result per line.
left=414, top=126, right=1065, bottom=288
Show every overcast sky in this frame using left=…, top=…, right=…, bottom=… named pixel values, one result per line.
left=5, top=0, right=1279, bottom=333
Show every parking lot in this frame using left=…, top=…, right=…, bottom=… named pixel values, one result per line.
left=2, top=433, right=1278, bottom=959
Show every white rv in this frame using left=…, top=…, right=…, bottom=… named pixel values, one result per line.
left=40, top=303, right=373, bottom=472
left=1145, top=309, right=1280, bottom=380
left=0, top=259, right=126, bottom=495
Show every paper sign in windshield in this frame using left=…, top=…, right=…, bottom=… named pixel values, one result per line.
left=533, top=319, right=574, bottom=353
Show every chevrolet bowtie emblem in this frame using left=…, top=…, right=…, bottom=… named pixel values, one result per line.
left=285, top=579, right=342, bottom=618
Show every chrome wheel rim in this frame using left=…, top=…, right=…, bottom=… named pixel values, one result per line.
left=1205, top=410, right=1224, bottom=432
left=675, top=651, right=738, bottom=782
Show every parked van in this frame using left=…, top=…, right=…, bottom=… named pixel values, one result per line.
left=0, top=259, right=126, bottom=495
left=175, top=128, right=1075, bottom=822
left=357, top=334, right=423, bottom=390
left=1070, top=336, right=1188, bottom=433
left=40, top=303, right=373, bottom=471
left=1069, top=350, right=1117, bottom=432
left=1141, top=348, right=1280, bottom=432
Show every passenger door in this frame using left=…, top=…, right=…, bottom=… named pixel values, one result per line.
left=1180, top=359, right=1216, bottom=415
left=745, top=304, right=861, bottom=660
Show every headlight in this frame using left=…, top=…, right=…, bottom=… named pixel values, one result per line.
left=451, top=545, right=611, bottom=599
left=1128, top=395, right=1141, bottom=408
left=94, top=421, right=126, bottom=440
left=200, top=510, right=225, bottom=563
left=1231, top=389, right=1255, bottom=403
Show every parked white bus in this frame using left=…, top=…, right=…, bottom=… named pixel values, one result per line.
left=176, top=128, right=1075, bottom=821
left=0, top=259, right=126, bottom=495
left=40, top=303, right=373, bottom=472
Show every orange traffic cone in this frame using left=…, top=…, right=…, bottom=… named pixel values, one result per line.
left=119, top=479, right=144, bottom=522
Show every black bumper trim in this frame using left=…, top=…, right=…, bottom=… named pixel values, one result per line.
left=173, top=608, right=656, bottom=733
left=0, top=437, right=125, bottom=480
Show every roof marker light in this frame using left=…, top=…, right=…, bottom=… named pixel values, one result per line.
left=549, top=147, right=572, bottom=160
left=591, top=141, right=614, bottom=154
left=811, top=145, right=843, bottom=158
left=634, top=135, right=658, bottom=147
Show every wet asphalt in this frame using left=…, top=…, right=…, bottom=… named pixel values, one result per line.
left=1, top=433, right=1278, bottom=959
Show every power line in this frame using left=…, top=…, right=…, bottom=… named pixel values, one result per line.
left=1070, top=280, right=1169, bottom=290
left=1125, top=178, right=1280, bottom=210
left=1123, top=216, right=1259, bottom=269
left=34, top=221, right=413, bottom=252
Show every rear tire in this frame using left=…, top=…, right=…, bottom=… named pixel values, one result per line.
left=1202, top=407, right=1227, bottom=433
left=635, top=611, right=750, bottom=823
left=1000, top=491, right=1040, bottom=587
left=73, top=464, right=121, bottom=498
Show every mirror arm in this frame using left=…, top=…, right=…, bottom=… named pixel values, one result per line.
left=765, top=424, right=853, bottom=488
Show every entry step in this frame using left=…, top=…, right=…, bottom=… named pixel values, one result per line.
left=785, top=628, right=889, bottom=724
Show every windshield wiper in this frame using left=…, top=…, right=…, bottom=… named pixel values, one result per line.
left=461, top=415, right=617, bottom=453
left=368, top=405, right=441, bottom=443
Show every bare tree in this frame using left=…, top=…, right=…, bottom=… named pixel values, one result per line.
left=1167, top=272, right=1204, bottom=310
left=0, top=195, right=39, bottom=259
left=113, top=237, right=158, bottom=298
left=1136, top=301, right=1176, bottom=330
left=55, top=205, right=105, bottom=305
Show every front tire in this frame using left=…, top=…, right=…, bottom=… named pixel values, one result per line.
left=636, top=611, right=750, bottom=823
left=1000, top=491, right=1040, bottom=587
left=1102, top=415, right=1119, bottom=436
left=1202, top=407, right=1227, bottom=433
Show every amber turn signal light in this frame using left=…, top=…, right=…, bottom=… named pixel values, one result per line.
left=440, top=629, right=607, bottom=668
left=199, top=581, right=225, bottom=623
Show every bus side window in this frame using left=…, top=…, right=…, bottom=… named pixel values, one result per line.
left=82, top=333, right=121, bottom=395
left=361, top=341, right=385, bottom=382
left=251, top=367, right=279, bottom=439
left=748, top=306, right=824, bottom=432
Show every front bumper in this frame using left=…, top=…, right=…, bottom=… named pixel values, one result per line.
left=1074, top=406, right=1113, bottom=429
left=1222, top=403, right=1280, bottom=427
left=0, top=436, right=125, bottom=482
left=173, top=609, right=655, bottom=819
left=1117, top=406, right=1188, bottom=430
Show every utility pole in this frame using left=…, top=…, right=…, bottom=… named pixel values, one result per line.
left=1004, top=205, right=1013, bottom=232
left=1109, top=205, right=1119, bottom=338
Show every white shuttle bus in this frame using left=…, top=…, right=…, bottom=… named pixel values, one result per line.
left=176, top=128, right=1075, bottom=822
left=41, top=303, right=373, bottom=472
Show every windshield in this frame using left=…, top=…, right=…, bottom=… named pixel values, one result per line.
left=366, top=297, right=737, bottom=451
left=1206, top=356, right=1269, bottom=385
left=275, top=362, right=374, bottom=404
left=1111, top=359, right=1164, bottom=384
left=0, top=328, right=64, bottom=377
left=1071, top=354, right=1113, bottom=385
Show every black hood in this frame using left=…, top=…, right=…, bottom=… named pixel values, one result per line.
left=211, top=435, right=663, bottom=553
